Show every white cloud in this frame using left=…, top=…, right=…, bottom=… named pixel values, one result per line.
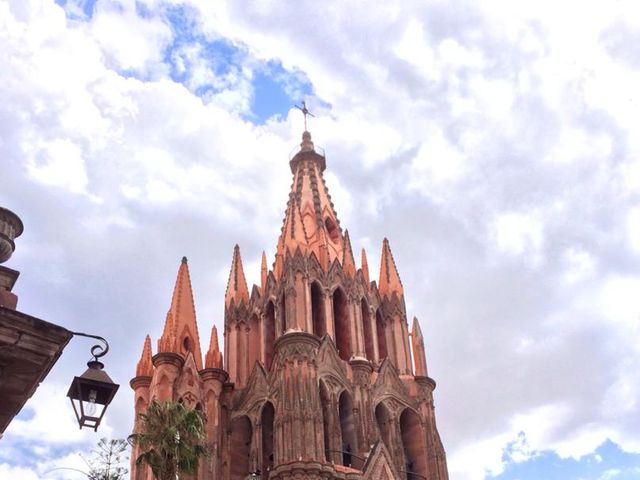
left=2, top=1, right=640, bottom=480
left=491, top=211, right=544, bottom=265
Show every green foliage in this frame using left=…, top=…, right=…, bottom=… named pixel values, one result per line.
left=86, top=438, right=129, bottom=480
left=129, top=400, right=208, bottom=480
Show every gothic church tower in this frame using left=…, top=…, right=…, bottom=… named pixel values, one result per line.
left=130, top=131, right=449, bottom=480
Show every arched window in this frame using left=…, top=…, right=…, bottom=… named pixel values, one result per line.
left=264, top=302, right=276, bottom=370
left=361, top=298, right=375, bottom=360
left=261, top=402, right=275, bottom=475
left=375, top=402, right=392, bottom=453
left=319, top=381, right=332, bottom=462
left=311, top=281, right=326, bottom=338
left=229, top=415, right=252, bottom=480
left=376, top=309, right=387, bottom=361
left=400, top=408, right=428, bottom=479
left=333, top=288, right=351, bottom=361
left=279, top=292, right=287, bottom=335
left=338, top=391, right=357, bottom=467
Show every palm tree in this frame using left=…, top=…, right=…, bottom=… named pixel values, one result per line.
left=129, top=400, right=208, bottom=480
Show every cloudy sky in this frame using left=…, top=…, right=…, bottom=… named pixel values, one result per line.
left=1, top=0, right=640, bottom=478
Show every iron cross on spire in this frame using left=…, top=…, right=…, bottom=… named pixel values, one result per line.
left=295, top=101, right=315, bottom=132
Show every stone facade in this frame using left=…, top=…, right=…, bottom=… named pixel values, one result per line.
left=130, top=132, right=449, bottom=480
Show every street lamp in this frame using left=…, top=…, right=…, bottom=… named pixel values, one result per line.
left=66, top=332, right=119, bottom=431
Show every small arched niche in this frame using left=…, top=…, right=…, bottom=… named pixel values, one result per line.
left=324, top=216, right=340, bottom=243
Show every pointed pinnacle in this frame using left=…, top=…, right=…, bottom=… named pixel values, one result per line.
left=136, top=334, right=153, bottom=377
left=158, top=258, right=203, bottom=369
left=205, top=325, right=223, bottom=369
left=225, top=245, right=250, bottom=306
left=261, top=251, right=268, bottom=293
left=342, top=230, right=356, bottom=277
left=411, top=316, right=423, bottom=339
left=379, top=237, right=404, bottom=298
left=361, top=248, right=370, bottom=284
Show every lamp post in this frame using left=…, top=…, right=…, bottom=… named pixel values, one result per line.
left=66, top=332, right=119, bottom=431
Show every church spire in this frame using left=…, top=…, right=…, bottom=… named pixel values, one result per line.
left=225, top=245, right=250, bottom=307
left=378, top=238, right=404, bottom=299
left=205, top=325, right=223, bottom=369
left=135, top=334, right=153, bottom=377
left=157, top=256, right=203, bottom=370
left=276, top=130, right=344, bottom=273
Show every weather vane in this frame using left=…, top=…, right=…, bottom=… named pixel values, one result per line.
left=295, top=101, right=315, bottom=132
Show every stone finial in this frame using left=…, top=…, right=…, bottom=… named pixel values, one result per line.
left=205, top=325, right=223, bottom=369
left=136, top=335, right=154, bottom=377
left=378, top=238, right=404, bottom=299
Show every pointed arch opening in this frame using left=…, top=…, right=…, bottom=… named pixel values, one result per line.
left=319, top=380, right=332, bottom=462
left=338, top=390, right=357, bottom=467
left=279, top=291, right=287, bottom=335
left=361, top=298, right=375, bottom=361
left=311, top=281, right=326, bottom=338
left=376, top=309, right=388, bottom=362
left=375, top=402, right=392, bottom=454
left=261, top=402, right=275, bottom=475
left=229, top=415, right=252, bottom=480
left=333, top=287, right=351, bottom=361
left=248, top=313, right=261, bottom=376
left=264, top=301, right=276, bottom=370
left=400, top=408, right=428, bottom=480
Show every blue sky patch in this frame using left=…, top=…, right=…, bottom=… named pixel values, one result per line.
left=55, top=0, right=97, bottom=20
left=55, top=1, right=316, bottom=125
left=490, top=439, right=640, bottom=480
left=251, top=62, right=313, bottom=123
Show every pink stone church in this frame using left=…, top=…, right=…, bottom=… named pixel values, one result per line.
left=130, top=131, right=449, bottom=480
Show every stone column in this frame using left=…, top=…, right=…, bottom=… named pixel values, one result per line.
left=200, top=368, right=228, bottom=480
